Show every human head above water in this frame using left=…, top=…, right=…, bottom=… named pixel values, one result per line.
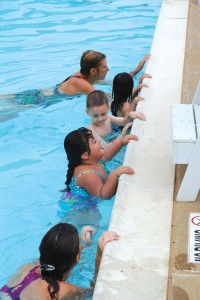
left=80, top=50, right=107, bottom=77
left=86, top=90, right=109, bottom=110
left=64, top=127, right=94, bottom=189
left=111, top=72, right=134, bottom=116
left=39, top=223, right=79, bottom=299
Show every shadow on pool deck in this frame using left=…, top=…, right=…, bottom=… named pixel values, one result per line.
left=168, top=1, right=200, bottom=299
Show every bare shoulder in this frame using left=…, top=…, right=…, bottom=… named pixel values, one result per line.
left=88, top=126, right=99, bottom=139
left=76, top=80, right=95, bottom=94
left=61, top=76, right=94, bottom=94
left=7, top=263, right=38, bottom=287
left=110, top=114, right=124, bottom=125
left=106, top=114, right=112, bottom=124
left=122, top=102, right=131, bottom=115
left=122, top=102, right=131, bottom=110
left=20, top=260, right=39, bottom=271
left=59, top=282, right=85, bottom=300
left=74, top=164, right=87, bottom=178
left=87, top=123, right=93, bottom=131
left=59, top=284, right=93, bottom=300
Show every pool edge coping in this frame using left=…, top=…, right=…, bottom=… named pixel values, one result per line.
left=93, top=0, right=189, bottom=299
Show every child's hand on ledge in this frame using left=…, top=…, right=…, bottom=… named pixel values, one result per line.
left=137, top=82, right=149, bottom=92
left=129, top=111, right=146, bottom=121
left=114, top=166, right=135, bottom=177
left=132, top=96, right=144, bottom=106
left=98, top=231, right=119, bottom=254
left=121, top=122, right=133, bottom=137
left=139, top=73, right=152, bottom=84
left=120, top=134, right=139, bottom=146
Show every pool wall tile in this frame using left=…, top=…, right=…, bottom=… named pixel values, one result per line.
left=93, top=0, right=189, bottom=299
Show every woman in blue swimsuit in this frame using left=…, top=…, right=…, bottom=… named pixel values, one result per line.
left=0, top=223, right=119, bottom=300
left=64, top=127, right=135, bottom=200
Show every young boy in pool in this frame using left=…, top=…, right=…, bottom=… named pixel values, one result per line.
left=86, top=90, right=145, bottom=143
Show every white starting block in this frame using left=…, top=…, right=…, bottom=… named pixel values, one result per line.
left=172, top=81, right=200, bottom=202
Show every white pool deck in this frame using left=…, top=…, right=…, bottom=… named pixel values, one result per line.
left=93, top=0, right=189, bottom=299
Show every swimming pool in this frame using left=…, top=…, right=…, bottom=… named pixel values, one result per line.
left=0, top=0, right=162, bottom=295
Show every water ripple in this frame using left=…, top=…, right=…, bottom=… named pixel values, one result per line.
left=0, top=159, right=41, bottom=172
left=0, top=0, right=160, bottom=93
left=0, top=0, right=162, bottom=289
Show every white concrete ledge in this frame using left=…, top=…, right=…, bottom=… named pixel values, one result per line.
left=93, top=0, right=189, bottom=299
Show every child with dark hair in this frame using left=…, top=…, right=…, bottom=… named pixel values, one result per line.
left=111, top=72, right=135, bottom=117
left=0, top=223, right=119, bottom=300
left=111, top=72, right=143, bottom=117
left=64, top=127, right=137, bottom=199
left=86, top=90, right=145, bottom=143
left=111, top=55, right=152, bottom=118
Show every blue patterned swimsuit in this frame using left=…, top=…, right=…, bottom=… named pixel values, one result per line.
left=74, top=161, right=109, bottom=195
left=13, top=85, right=75, bottom=107
left=59, top=162, right=110, bottom=217
left=63, top=161, right=110, bottom=201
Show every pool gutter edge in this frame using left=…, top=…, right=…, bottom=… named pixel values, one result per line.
left=93, top=0, right=189, bottom=299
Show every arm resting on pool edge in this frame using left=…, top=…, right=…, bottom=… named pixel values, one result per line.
left=130, top=53, right=151, bottom=77
left=95, top=231, right=119, bottom=274
left=61, top=231, right=119, bottom=299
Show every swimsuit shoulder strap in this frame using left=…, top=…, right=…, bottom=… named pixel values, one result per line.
left=99, top=160, right=110, bottom=176
left=16, top=265, right=41, bottom=290
left=19, top=265, right=41, bottom=286
left=62, top=75, right=82, bottom=83
left=28, top=265, right=40, bottom=275
left=75, top=169, right=106, bottom=183
left=0, top=266, right=41, bottom=300
left=99, top=161, right=104, bottom=167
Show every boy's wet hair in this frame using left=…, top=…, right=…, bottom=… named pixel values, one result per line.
left=64, top=127, right=94, bottom=190
left=39, top=223, right=79, bottom=300
left=80, top=50, right=106, bottom=77
left=111, top=72, right=134, bottom=116
left=86, top=90, right=108, bottom=109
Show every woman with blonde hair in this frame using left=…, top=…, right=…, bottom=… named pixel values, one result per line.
left=58, top=50, right=109, bottom=95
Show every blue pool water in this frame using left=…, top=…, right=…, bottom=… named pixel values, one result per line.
left=0, top=0, right=162, bottom=295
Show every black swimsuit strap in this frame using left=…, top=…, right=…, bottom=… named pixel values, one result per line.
left=62, top=75, right=82, bottom=83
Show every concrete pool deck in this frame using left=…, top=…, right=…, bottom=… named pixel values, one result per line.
left=93, top=0, right=200, bottom=299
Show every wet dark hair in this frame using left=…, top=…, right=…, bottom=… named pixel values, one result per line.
left=111, top=72, right=134, bottom=116
left=86, top=90, right=108, bottom=110
left=80, top=50, right=106, bottom=76
left=39, top=223, right=79, bottom=300
left=64, top=127, right=94, bottom=190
